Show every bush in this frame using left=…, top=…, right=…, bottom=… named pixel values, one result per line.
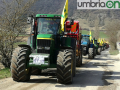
left=0, top=0, right=36, bottom=67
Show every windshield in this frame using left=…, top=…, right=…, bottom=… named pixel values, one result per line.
left=82, top=36, right=89, bottom=42
left=94, top=40, right=97, bottom=44
left=37, top=18, right=60, bottom=35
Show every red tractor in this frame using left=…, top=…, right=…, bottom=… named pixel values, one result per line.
left=64, top=20, right=82, bottom=67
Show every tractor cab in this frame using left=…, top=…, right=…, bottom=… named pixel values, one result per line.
left=27, top=14, right=61, bottom=35
left=81, top=35, right=90, bottom=45
left=94, top=39, right=99, bottom=47
left=27, top=14, right=61, bottom=49
left=37, top=17, right=61, bottom=35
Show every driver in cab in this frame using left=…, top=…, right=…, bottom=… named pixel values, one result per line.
left=41, top=23, right=53, bottom=34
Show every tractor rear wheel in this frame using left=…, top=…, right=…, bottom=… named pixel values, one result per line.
left=88, top=48, right=94, bottom=59
left=11, top=47, right=31, bottom=82
left=57, top=49, right=73, bottom=84
left=83, top=50, right=86, bottom=56
left=97, top=48, right=101, bottom=55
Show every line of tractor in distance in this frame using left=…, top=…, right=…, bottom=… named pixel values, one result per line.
left=81, top=35, right=102, bottom=59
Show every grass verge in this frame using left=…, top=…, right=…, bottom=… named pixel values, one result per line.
left=14, top=42, right=27, bottom=48
left=0, top=68, right=11, bottom=79
left=109, top=49, right=119, bottom=55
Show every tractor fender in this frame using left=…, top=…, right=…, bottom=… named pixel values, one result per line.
left=18, top=44, right=32, bottom=52
left=60, top=37, right=76, bottom=51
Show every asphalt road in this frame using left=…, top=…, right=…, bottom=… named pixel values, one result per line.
left=0, top=49, right=120, bottom=90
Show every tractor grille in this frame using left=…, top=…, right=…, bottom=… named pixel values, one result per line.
left=37, top=39, right=51, bottom=53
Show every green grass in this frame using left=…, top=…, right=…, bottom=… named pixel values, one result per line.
left=109, top=49, right=119, bottom=55
left=99, top=32, right=108, bottom=38
left=14, top=42, right=27, bottom=48
left=82, top=30, right=108, bottom=38
left=0, top=68, right=11, bottom=79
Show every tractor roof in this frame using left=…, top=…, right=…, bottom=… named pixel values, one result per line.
left=36, top=14, right=61, bottom=18
left=66, top=20, right=79, bottom=23
left=82, top=35, right=90, bottom=37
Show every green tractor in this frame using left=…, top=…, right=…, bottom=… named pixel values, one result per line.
left=89, top=38, right=101, bottom=58
left=93, top=38, right=101, bottom=55
left=10, top=14, right=81, bottom=84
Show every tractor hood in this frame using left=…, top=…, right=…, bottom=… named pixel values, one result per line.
left=37, top=34, right=54, bottom=39
left=81, top=41, right=88, bottom=46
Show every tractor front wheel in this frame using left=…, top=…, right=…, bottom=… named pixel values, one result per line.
left=11, top=47, right=31, bottom=82
left=94, top=49, right=96, bottom=56
left=97, top=48, right=101, bottom=55
left=88, top=48, right=94, bottom=59
left=83, top=50, right=87, bottom=56
left=57, top=49, right=73, bottom=84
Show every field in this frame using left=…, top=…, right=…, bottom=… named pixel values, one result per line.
left=82, top=30, right=108, bottom=38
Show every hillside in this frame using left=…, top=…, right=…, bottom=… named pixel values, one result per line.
left=1, top=0, right=120, bottom=30
left=32, top=0, right=120, bottom=30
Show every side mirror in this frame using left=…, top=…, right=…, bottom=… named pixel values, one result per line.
left=27, top=15, right=33, bottom=24
left=70, top=19, right=74, bottom=25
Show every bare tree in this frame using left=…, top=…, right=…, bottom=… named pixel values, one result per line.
left=105, top=19, right=120, bottom=50
left=0, top=0, right=37, bottom=67
left=94, top=16, right=99, bottom=40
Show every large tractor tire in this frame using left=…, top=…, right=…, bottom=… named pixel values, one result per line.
left=103, top=46, right=106, bottom=50
left=97, top=48, right=101, bottom=55
left=88, top=48, right=94, bottom=59
left=105, top=46, right=108, bottom=49
left=102, top=46, right=104, bottom=51
left=57, top=49, right=74, bottom=84
left=11, top=47, right=31, bottom=82
left=82, top=46, right=87, bottom=56
left=76, top=50, right=82, bottom=67
left=83, top=50, right=86, bottom=56
left=94, top=49, right=96, bottom=56
left=31, top=67, right=41, bottom=75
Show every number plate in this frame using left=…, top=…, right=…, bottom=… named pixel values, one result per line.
left=33, top=56, right=45, bottom=65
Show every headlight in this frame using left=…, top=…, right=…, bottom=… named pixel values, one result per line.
left=37, top=46, right=43, bottom=49
left=37, top=46, right=50, bottom=50
left=45, top=47, right=50, bottom=50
